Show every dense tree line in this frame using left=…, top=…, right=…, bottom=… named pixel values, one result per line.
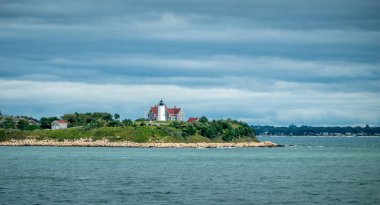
left=62, top=112, right=114, bottom=128
left=160, top=116, right=257, bottom=142
left=0, top=112, right=125, bottom=130
left=253, top=125, right=380, bottom=136
left=0, top=115, right=39, bottom=131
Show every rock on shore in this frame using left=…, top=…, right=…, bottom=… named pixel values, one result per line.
left=0, top=139, right=281, bottom=148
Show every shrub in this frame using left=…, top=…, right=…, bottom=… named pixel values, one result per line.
left=0, top=129, right=5, bottom=141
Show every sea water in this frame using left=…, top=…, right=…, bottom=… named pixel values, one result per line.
left=0, top=137, right=379, bottom=204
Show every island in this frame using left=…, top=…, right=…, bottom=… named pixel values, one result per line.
left=0, top=112, right=280, bottom=148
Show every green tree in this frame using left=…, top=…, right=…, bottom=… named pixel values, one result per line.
left=220, top=120, right=231, bottom=129
left=100, top=113, right=113, bottom=121
left=122, top=119, right=133, bottom=126
left=40, top=117, right=59, bottom=129
left=199, top=116, right=209, bottom=123
left=24, top=125, right=40, bottom=131
left=211, top=120, right=223, bottom=134
left=0, top=128, right=5, bottom=141
left=95, top=119, right=107, bottom=127
left=222, top=129, right=236, bottom=142
left=17, top=119, right=29, bottom=130
left=114, top=113, right=120, bottom=120
left=62, top=112, right=114, bottom=127
left=205, top=126, right=218, bottom=139
left=3, top=117, right=16, bottom=129
left=107, top=120, right=122, bottom=127
left=171, top=121, right=182, bottom=129
left=182, top=124, right=196, bottom=137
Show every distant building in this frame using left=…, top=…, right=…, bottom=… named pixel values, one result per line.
left=51, top=120, right=69, bottom=130
left=187, top=117, right=199, bottom=123
left=147, top=100, right=184, bottom=121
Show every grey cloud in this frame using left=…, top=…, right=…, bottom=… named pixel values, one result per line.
left=0, top=0, right=379, bottom=125
left=2, top=11, right=379, bottom=46
left=0, top=80, right=379, bottom=126
left=1, top=54, right=379, bottom=81
left=1, top=0, right=379, bottom=29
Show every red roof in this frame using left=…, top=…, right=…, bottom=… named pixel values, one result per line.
left=150, top=106, right=158, bottom=114
left=54, top=120, right=68, bottom=124
left=150, top=106, right=182, bottom=115
left=166, top=108, right=181, bottom=115
left=187, top=117, right=199, bottom=123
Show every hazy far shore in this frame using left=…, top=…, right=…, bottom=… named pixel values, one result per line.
left=0, top=139, right=280, bottom=148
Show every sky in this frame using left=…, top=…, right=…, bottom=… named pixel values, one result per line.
left=0, top=0, right=380, bottom=126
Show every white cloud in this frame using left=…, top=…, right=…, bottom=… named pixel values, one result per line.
left=132, top=13, right=190, bottom=29
left=0, top=79, right=379, bottom=125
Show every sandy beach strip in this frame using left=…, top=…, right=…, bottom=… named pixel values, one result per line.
left=0, top=139, right=281, bottom=148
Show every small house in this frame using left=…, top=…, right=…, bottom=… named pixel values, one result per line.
left=51, top=120, right=68, bottom=130
left=187, top=117, right=199, bottom=123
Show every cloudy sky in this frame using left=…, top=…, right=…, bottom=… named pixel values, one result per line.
left=0, top=0, right=379, bottom=126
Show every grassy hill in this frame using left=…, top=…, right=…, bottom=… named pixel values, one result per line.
left=0, top=119, right=258, bottom=143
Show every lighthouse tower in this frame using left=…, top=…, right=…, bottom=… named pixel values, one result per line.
left=157, top=99, right=166, bottom=121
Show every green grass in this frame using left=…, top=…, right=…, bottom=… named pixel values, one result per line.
left=1, top=126, right=172, bottom=143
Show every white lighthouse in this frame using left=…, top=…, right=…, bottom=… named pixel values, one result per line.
left=157, top=99, right=166, bottom=121
left=147, top=100, right=185, bottom=121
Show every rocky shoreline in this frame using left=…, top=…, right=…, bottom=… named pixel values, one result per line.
left=0, top=139, right=282, bottom=148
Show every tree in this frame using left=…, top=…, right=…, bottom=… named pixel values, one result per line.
left=40, top=117, right=58, bottom=129
left=17, top=119, right=29, bottom=130
left=220, top=120, right=231, bottom=129
left=2, top=118, right=16, bottom=129
left=114, top=113, right=120, bottom=120
left=95, top=119, right=107, bottom=127
left=122, top=119, right=133, bottom=126
left=199, top=116, right=209, bottom=123
left=205, top=126, right=218, bottom=139
left=62, top=112, right=114, bottom=127
left=0, top=128, right=5, bottom=141
left=211, top=120, right=223, bottom=134
left=107, top=120, right=122, bottom=127
left=24, top=125, right=40, bottom=131
left=182, top=124, right=196, bottom=137
left=222, top=129, right=236, bottom=142
left=171, top=121, right=182, bottom=129
left=100, top=113, right=113, bottom=121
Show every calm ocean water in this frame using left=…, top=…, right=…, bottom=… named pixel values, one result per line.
left=1, top=137, right=380, bottom=205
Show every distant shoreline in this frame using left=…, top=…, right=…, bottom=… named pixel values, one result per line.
left=258, top=135, right=380, bottom=138
left=0, top=139, right=281, bottom=148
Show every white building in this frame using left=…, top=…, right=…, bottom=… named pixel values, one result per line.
left=51, top=120, right=69, bottom=130
left=147, top=100, right=184, bottom=121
